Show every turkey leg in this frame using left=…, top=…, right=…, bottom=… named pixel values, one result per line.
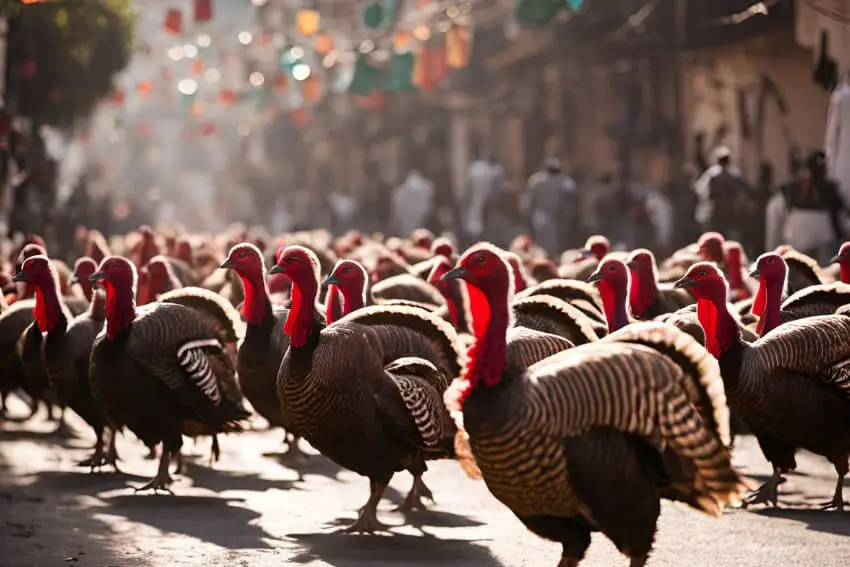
left=77, top=428, right=105, bottom=470
left=744, top=466, right=785, bottom=508
left=103, top=427, right=121, bottom=472
left=285, top=433, right=309, bottom=464
left=395, top=474, right=434, bottom=513
left=821, top=455, right=848, bottom=511
left=135, top=447, right=174, bottom=493
left=342, top=479, right=389, bottom=533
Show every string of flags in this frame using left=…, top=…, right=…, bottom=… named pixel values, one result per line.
left=101, top=0, right=584, bottom=137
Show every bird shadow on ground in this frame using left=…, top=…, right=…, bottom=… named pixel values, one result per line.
left=285, top=531, right=502, bottom=566
left=752, top=507, right=850, bottom=537
left=0, top=425, right=84, bottom=447
left=18, top=469, right=149, bottom=493
left=181, top=460, right=298, bottom=493
left=100, top=494, right=278, bottom=549
left=262, top=450, right=345, bottom=481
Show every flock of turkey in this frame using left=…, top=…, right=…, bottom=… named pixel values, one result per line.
left=1, top=225, right=849, bottom=566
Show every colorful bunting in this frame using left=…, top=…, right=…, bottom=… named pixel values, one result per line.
left=446, top=25, right=471, bottom=69
left=301, top=76, right=321, bottom=101
left=296, top=9, right=321, bottom=36
left=314, top=34, right=334, bottom=55
left=194, top=0, right=213, bottom=23
left=413, top=45, right=447, bottom=91
left=384, top=52, right=415, bottom=92
left=348, top=54, right=379, bottom=96
left=164, top=9, right=182, bottom=34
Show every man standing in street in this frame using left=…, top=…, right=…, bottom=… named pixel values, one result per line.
left=524, top=157, right=578, bottom=257
left=693, top=146, right=752, bottom=239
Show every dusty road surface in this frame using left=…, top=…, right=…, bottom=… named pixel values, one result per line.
left=2, top=398, right=849, bottom=567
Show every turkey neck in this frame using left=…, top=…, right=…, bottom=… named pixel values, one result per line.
left=239, top=271, right=272, bottom=327
left=324, top=284, right=344, bottom=324
left=629, top=266, right=656, bottom=318
left=79, top=280, right=94, bottom=302
left=698, top=292, right=745, bottom=390
left=285, top=272, right=320, bottom=350
left=338, top=281, right=365, bottom=315
left=464, top=283, right=511, bottom=400
left=104, top=280, right=136, bottom=340
left=598, top=279, right=629, bottom=332
left=34, top=277, right=67, bottom=334
left=754, top=277, right=784, bottom=336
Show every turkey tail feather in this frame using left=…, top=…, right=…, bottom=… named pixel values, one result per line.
left=160, top=287, right=244, bottom=343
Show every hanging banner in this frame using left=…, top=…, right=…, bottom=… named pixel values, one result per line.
left=194, top=0, right=213, bottom=23
left=164, top=9, right=182, bottom=34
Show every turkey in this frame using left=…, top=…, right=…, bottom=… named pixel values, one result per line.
left=516, top=278, right=607, bottom=332
left=0, top=297, right=36, bottom=418
left=14, top=256, right=116, bottom=470
left=723, top=242, right=755, bottom=301
left=748, top=253, right=850, bottom=336
left=587, top=258, right=634, bottom=333
left=427, top=257, right=471, bottom=333
left=626, top=249, right=694, bottom=320
left=675, top=262, right=850, bottom=510
left=829, top=241, right=850, bottom=284
left=219, top=243, right=305, bottom=460
left=89, top=256, right=250, bottom=491
left=442, top=244, right=745, bottom=567
left=70, top=258, right=98, bottom=302
left=272, top=245, right=464, bottom=532
left=777, top=246, right=827, bottom=291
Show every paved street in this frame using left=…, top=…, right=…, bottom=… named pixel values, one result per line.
left=1, top=397, right=848, bottom=567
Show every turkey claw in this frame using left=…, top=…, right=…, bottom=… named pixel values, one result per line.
left=340, top=514, right=389, bottom=534
left=134, top=474, right=174, bottom=494
left=743, top=475, right=784, bottom=508
left=819, top=498, right=848, bottom=512
left=394, top=476, right=434, bottom=513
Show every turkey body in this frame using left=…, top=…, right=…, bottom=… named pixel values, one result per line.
left=0, top=300, right=35, bottom=415
left=238, top=306, right=295, bottom=432
left=462, top=341, right=741, bottom=566
left=278, top=313, right=458, bottom=478
left=90, top=302, right=249, bottom=488
left=42, top=296, right=111, bottom=465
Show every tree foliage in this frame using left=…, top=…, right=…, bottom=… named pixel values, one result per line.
left=5, top=0, right=136, bottom=128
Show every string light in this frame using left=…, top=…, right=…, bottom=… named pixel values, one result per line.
left=292, top=63, right=312, bottom=81
left=238, top=31, right=254, bottom=45
left=412, top=25, right=431, bottom=41
left=196, top=33, right=212, bottom=48
left=177, top=79, right=198, bottom=96
left=249, top=72, right=265, bottom=86
left=290, top=46, right=305, bottom=60
left=323, top=51, right=338, bottom=68
left=183, top=44, right=198, bottom=59
left=167, top=45, right=183, bottom=61
left=204, top=68, right=221, bottom=83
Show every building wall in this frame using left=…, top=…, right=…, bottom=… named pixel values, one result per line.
left=683, top=30, right=831, bottom=185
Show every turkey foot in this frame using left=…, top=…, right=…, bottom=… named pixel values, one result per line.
left=395, top=475, right=434, bottom=513
left=135, top=450, right=173, bottom=493
left=819, top=479, right=848, bottom=511
left=629, top=554, right=649, bottom=567
left=744, top=469, right=785, bottom=508
left=77, top=443, right=105, bottom=470
left=341, top=480, right=389, bottom=534
left=286, top=435, right=309, bottom=465
left=172, top=450, right=184, bottom=475
left=557, top=559, right=579, bottom=567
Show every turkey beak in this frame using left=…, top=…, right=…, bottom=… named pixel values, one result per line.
left=12, top=272, right=27, bottom=283
left=575, top=249, right=594, bottom=262
left=748, top=267, right=761, bottom=280
left=269, top=265, right=285, bottom=275
left=586, top=271, right=603, bottom=284
left=673, top=276, right=694, bottom=290
left=441, top=267, right=469, bottom=281
left=69, top=274, right=79, bottom=285
left=220, top=259, right=235, bottom=270
left=90, top=272, right=106, bottom=284
left=322, top=275, right=340, bottom=289
left=829, top=254, right=842, bottom=265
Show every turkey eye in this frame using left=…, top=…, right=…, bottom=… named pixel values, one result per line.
left=286, top=256, right=297, bottom=264
left=239, top=251, right=247, bottom=258
left=476, top=256, right=486, bottom=264
left=699, top=270, right=707, bottom=277
left=343, top=267, right=352, bottom=273
left=608, top=265, right=615, bottom=271
left=767, top=257, right=774, bottom=264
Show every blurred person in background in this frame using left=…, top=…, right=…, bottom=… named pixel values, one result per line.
left=693, top=145, right=752, bottom=239
left=779, top=149, right=844, bottom=264
left=392, top=169, right=434, bottom=236
left=465, top=151, right=505, bottom=243
left=524, top=156, right=578, bottom=257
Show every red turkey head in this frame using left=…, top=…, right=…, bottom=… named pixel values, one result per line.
left=830, top=242, right=850, bottom=276
left=71, top=257, right=98, bottom=299
left=221, top=243, right=265, bottom=280
left=627, top=249, right=656, bottom=278
left=431, top=237, right=456, bottom=261
left=697, top=232, right=725, bottom=264
left=723, top=242, right=746, bottom=273
left=584, top=235, right=611, bottom=261
left=411, top=229, right=434, bottom=250
left=13, top=255, right=54, bottom=288
left=442, top=244, right=512, bottom=299
left=175, top=238, right=194, bottom=266
left=588, top=258, right=629, bottom=288
left=749, top=253, right=786, bottom=283
left=674, top=262, right=727, bottom=301
left=145, top=256, right=174, bottom=296
left=502, top=252, right=529, bottom=293
left=17, top=243, right=47, bottom=271
left=269, top=245, right=320, bottom=286
left=92, top=256, right=137, bottom=292
left=428, top=257, right=453, bottom=290
left=323, top=260, right=368, bottom=303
